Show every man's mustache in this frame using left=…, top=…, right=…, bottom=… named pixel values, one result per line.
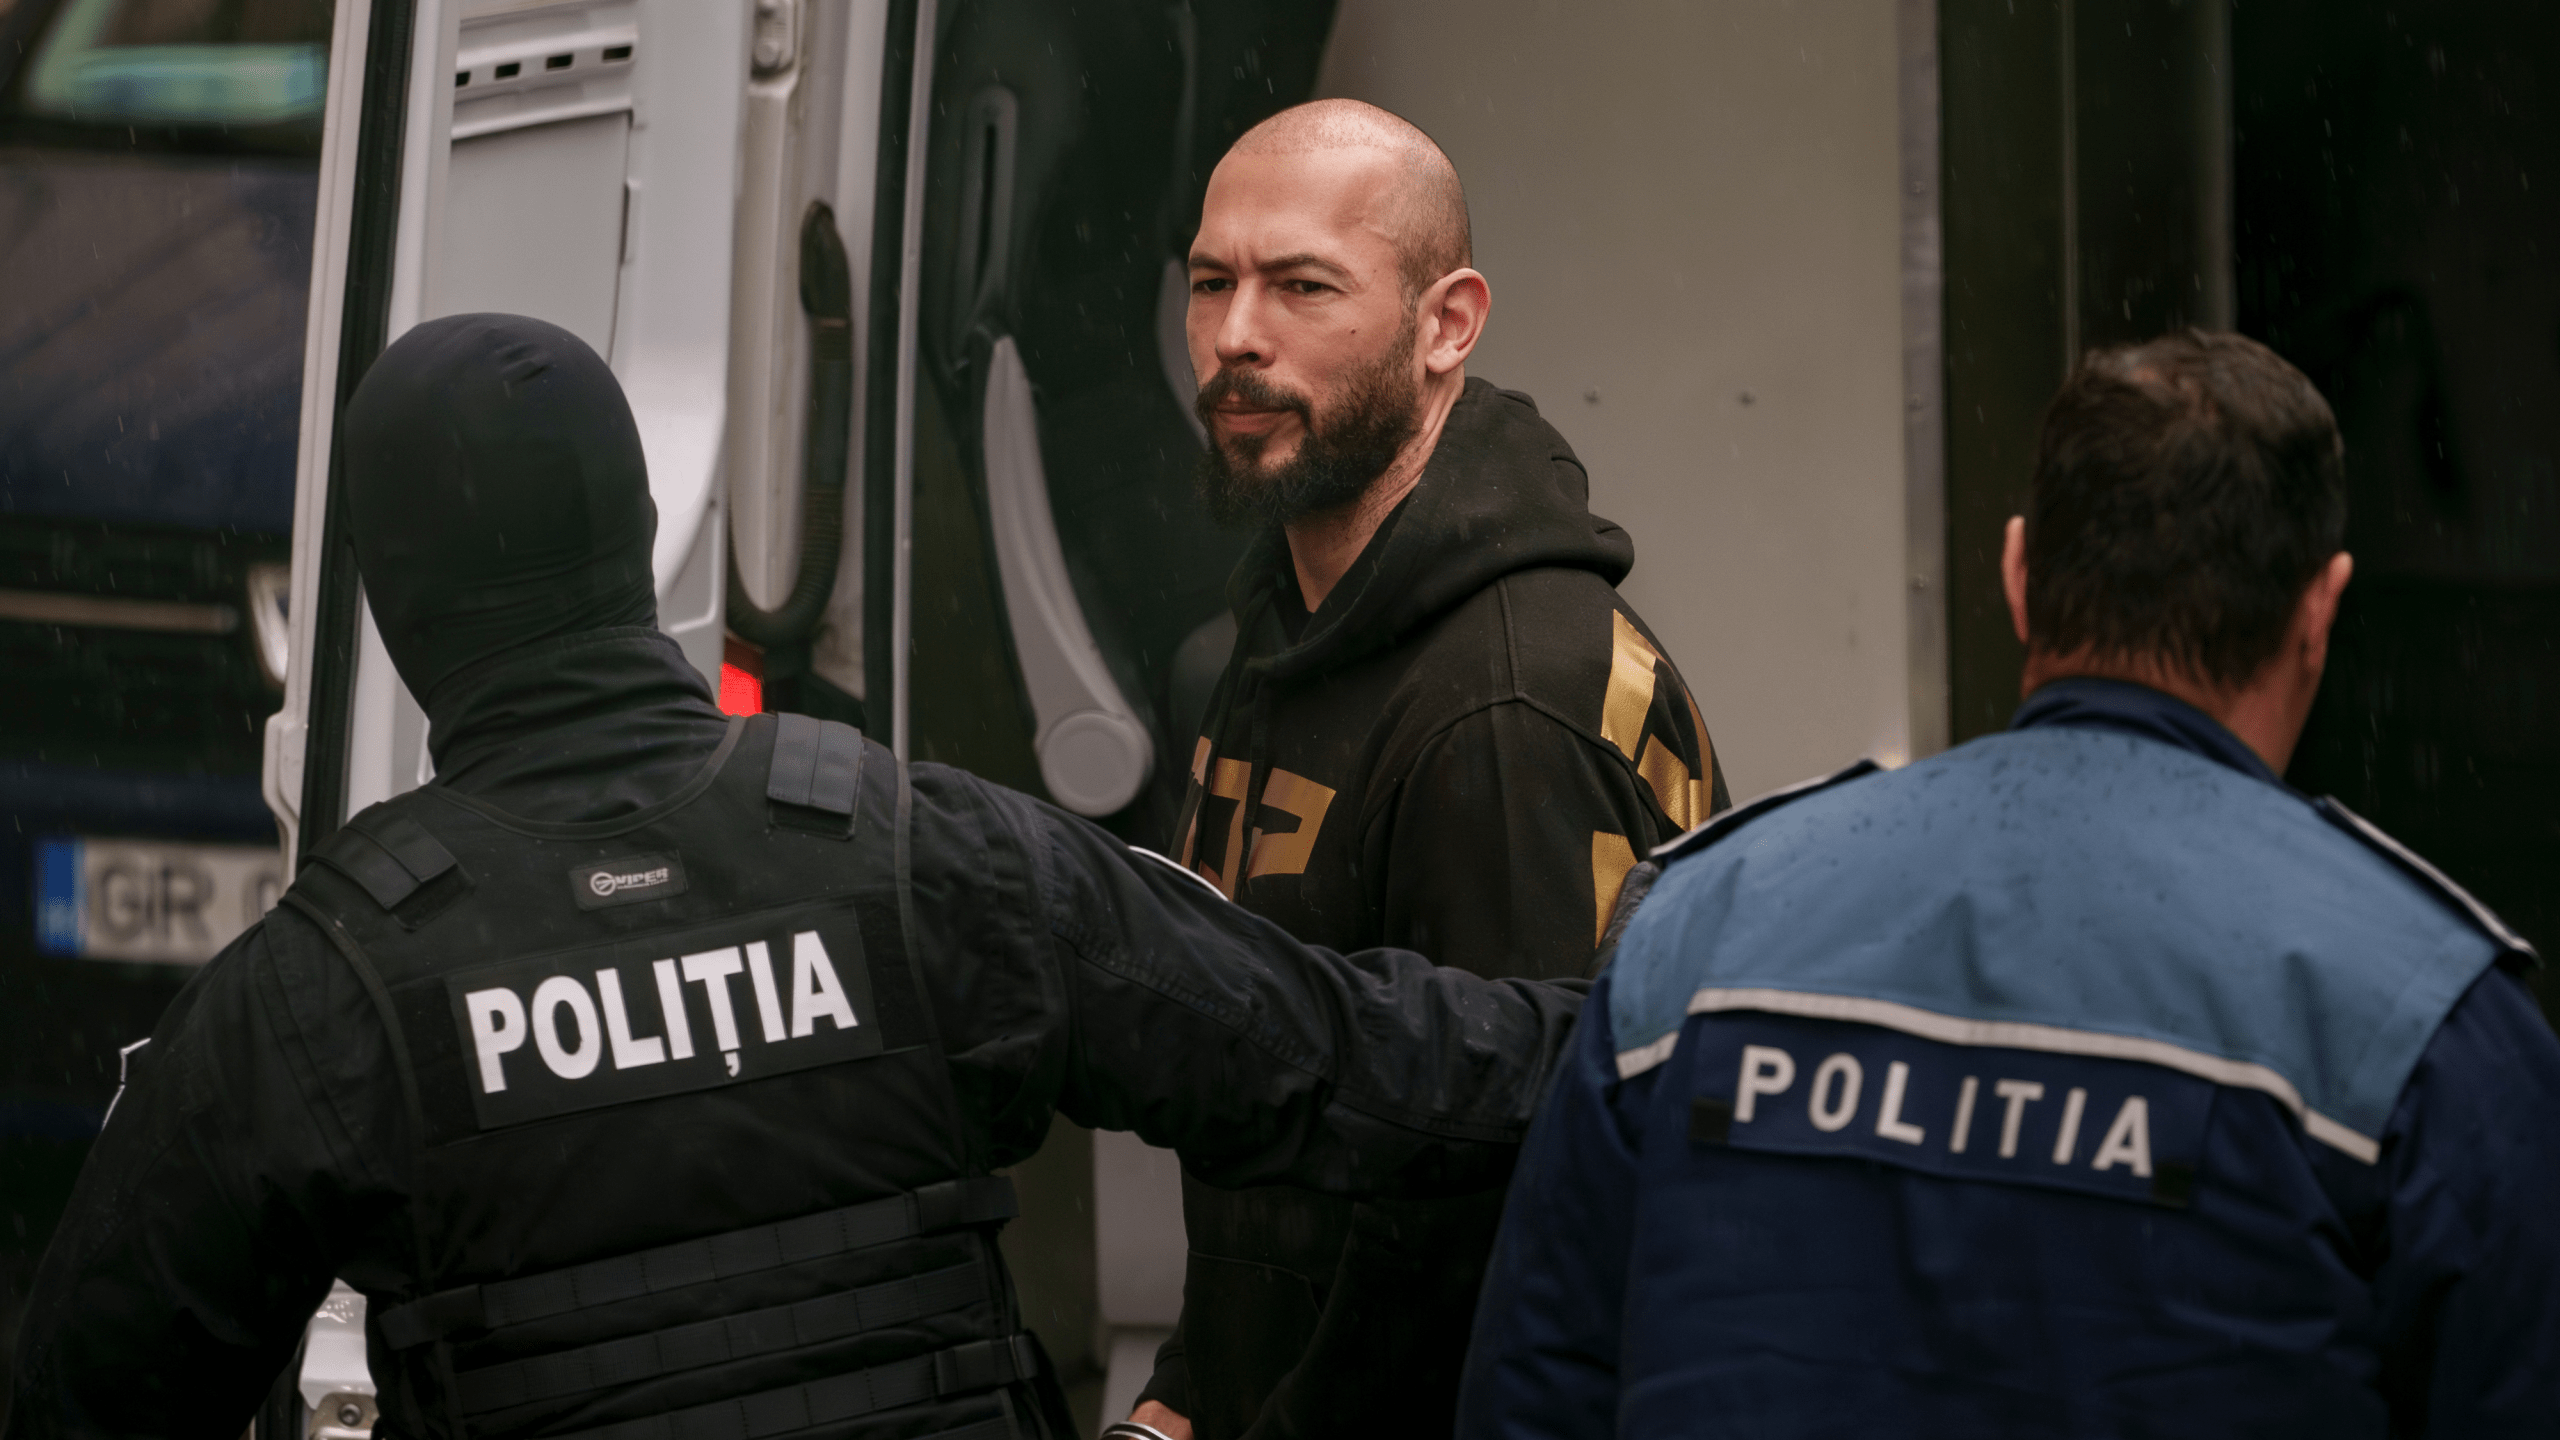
left=1195, top=368, right=1312, bottom=435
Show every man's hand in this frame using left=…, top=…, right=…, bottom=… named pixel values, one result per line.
left=1125, top=1400, right=1195, bottom=1440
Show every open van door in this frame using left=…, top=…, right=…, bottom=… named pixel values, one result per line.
left=264, top=0, right=894, bottom=861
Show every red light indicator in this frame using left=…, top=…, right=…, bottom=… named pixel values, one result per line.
left=719, top=636, right=764, bottom=715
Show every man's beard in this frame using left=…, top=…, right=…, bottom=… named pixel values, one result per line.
left=1193, top=322, right=1422, bottom=528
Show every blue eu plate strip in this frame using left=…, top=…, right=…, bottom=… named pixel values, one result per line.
left=35, top=838, right=84, bottom=956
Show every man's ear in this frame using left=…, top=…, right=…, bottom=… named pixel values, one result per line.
left=1419, top=268, right=1490, bottom=376
left=2001, top=515, right=2031, bottom=646
left=2294, top=550, right=2355, bottom=673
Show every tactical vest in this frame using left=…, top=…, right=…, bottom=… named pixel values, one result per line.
left=282, top=714, right=1057, bottom=1440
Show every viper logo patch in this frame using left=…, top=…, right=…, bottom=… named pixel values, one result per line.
left=445, top=903, right=882, bottom=1129
left=568, top=853, right=689, bottom=910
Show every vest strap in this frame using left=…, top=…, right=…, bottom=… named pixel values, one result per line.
left=543, top=1334, right=1039, bottom=1440
left=378, top=1177, right=1017, bottom=1351
left=456, top=1259, right=993, bottom=1414
left=767, top=714, right=864, bottom=817
left=314, top=807, right=459, bottom=910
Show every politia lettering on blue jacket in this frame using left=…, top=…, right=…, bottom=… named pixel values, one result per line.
left=1686, top=1013, right=2204, bottom=1208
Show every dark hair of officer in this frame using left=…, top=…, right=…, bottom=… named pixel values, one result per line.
left=2024, top=330, right=2347, bottom=688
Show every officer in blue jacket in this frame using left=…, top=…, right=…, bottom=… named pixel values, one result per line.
left=1458, top=330, right=2560, bottom=1436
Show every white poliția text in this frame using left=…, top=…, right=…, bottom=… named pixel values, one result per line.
left=464, top=930, right=859, bottom=1093
left=1733, top=1043, right=2154, bottom=1177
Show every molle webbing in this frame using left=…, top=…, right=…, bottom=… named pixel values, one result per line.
left=378, top=1177, right=1017, bottom=1351
left=455, top=1259, right=993, bottom=1414
left=547, top=1335, right=1040, bottom=1440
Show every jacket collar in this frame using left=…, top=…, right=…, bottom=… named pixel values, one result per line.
left=2010, top=677, right=2285, bottom=790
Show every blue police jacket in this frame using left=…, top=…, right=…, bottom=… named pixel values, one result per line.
left=1458, top=679, right=2560, bottom=1438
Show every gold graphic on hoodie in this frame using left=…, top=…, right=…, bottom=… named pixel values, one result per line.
left=1591, top=831, right=1639, bottom=947
left=1600, top=611, right=1663, bottom=758
left=1600, top=611, right=1714, bottom=829
left=1181, top=738, right=1339, bottom=897
left=1636, top=738, right=1704, bottom=830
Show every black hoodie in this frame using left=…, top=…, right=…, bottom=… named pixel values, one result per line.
left=1141, top=378, right=1728, bottom=1437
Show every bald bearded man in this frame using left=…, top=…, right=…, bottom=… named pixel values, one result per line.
left=1126, top=102, right=1728, bottom=1440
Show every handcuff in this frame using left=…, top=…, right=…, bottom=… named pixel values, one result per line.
left=1100, top=1424, right=1178, bottom=1440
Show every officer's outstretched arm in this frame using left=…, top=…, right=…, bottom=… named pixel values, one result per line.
left=927, top=767, right=1582, bottom=1198
left=7, top=922, right=354, bottom=1439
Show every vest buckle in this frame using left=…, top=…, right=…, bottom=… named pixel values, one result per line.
left=931, top=1333, right=1040, bottom=1394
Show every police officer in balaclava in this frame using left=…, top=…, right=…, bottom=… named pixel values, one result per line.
left=7, top=315, right=1580, bottom=1439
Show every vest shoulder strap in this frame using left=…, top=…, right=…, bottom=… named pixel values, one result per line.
left=2315, top=795, right=2540, bottom=965
left=1650, top=759, right=1880, bottom=866
left=768, top=713, right=865, bottom=816
left=311, top=803, right=460, bottom=911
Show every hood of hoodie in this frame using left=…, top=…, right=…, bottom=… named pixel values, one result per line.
left=1226, top=377, right=1631, bottom=682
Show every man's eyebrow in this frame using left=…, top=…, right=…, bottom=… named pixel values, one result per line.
left=1257, top=252, right=1354, bottom=283
left=1186, top=251, right=1356, bottom=284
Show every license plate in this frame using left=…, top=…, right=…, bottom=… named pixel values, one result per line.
left=36, top=837, right=284, bottom=964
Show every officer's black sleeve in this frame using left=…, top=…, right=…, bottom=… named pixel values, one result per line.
left=5, top=910, right=401, bottom=1440
left=903, top=763, right=1582, bottom=1195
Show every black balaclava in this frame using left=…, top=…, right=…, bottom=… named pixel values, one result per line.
left=343, top=313, right=657, bottom=703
